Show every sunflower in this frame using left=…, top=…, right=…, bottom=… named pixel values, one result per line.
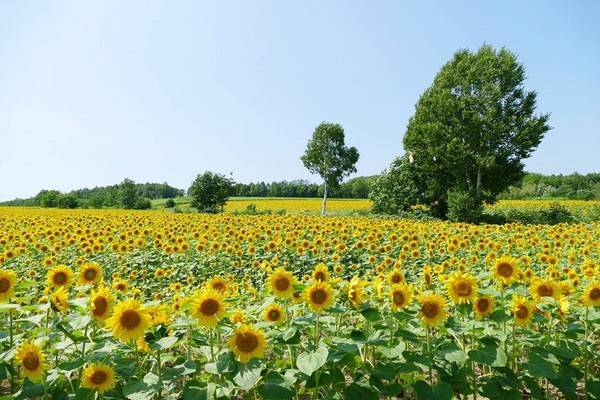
left=474, top=296, right=495, bottom=319
left=0, top=268, right=17, bottom=303
left=387, top=268, right=405, bottom=285
left=418, top=293, right=447, bottom=327
left=230, top=309, right=246, bottom=325
left=304, top=281, right=335, bottom=313
left=106, top=299, right=151, bottom=342
left=207, top=276, right=228, bottom=293
left=581, top=282, right=600, bottom=307
left=390, top=283, right=413, bottom=310
left=267, top=267, right=297, bottom=298
left=90, top=286, right=114, bottom=321
left=347, top=277, right=367, bottom=308
left=46, top=265, right=73, bottom=289
left=113, top=279, right=128, bottom=293
left=50, top=286, right=69, bottom=313
left=191, top=288, right=227, bottom=327
left=491, top=255, right=520, bottom=286
left=312, top=263, right=330, bottom=283
left=81, top=363, right=116, bottom=393
left=512, top=295, right=535, bottom=326
left=529, top=278, right=558, bottom=301
left=78, top=262, right=103, bottom=285
left=228, top=324, right=267, bottom=364
left=15, top=341, right=47, bottom=382
left=263, top=303, right=286, bottom=324
left=447, top=272, right=478, bottom=305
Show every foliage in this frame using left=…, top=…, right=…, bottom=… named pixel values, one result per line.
left=500, top=172, right=600, bottom=200
left=370, top=156, right=423, bottom=214
left=301, top=122, right=359, bottom=214
left=188, top=172, right=235, bottom=213
left=164, top=199, right=176, bottom=208
left=446, top=190, right=483, bottom=223
left=0, top=207, right=599, bottom=399
left=394, top=44, right=551, bottom=220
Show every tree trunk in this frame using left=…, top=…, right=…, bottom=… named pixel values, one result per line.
left=476, top=167, right=482, bottom=200
left=321, top=181, right=328, bottom=216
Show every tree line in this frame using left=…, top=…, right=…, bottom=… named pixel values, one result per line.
left=232, top=176, right=375, bottom=199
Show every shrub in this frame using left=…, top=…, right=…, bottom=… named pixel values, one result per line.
left=164, top=199, right=176, bottom=208
left=447, top=190, right=482, bottom=223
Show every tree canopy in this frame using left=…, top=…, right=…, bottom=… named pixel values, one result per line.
left=188, top=171, right=235, bottom=213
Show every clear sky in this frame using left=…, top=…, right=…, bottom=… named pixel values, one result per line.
left=1, top=1, right=599, bottom=200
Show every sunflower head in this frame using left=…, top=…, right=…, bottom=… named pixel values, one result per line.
left=191, top=288, right=227, bottom=327
left=267, top=267, right=297, bottom=298
left=0, top=268, right=17, bottom=303
left=230, top=308, right=246, bottom=325
left=207, top=276, right=228, bottom=293
left=15, top=341, right=47, bottom=383
left=81, top=363, right=116, bottom=393
left=228, top=324, right=267, bottom=364
left=418, top=292, right=447, bottom=327
left=447, top=272, right=478, bottom=305
left=529, top=279, right=558, bottom=301
left=474, top=296, right=495, bottom=319
left=347, top=277, right=367, bottom=308
left=304, top=281, right=335, bottom=313
left=50, top=286, right=69, bottom=313
left=387, top=269, right=404, bottom=285
left=79, top=262, right=103, bottom=285
left=312, top=263, right=330, bottom=283
left=512, top=295, right=535, bottom=326
left=106, top=299, right=151, bottom=342
left=582, top=282, right=600, bottom=307
left=90, top=286, right=114, bottom=321
left=492, top=256, right=520, bottom=286
left=390, top=283, right=413, bottom=310
left=47, top=265, right=73, bottom=289
left=263, top=303, right=286, bottom=324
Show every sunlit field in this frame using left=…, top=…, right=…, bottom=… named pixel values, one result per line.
left=0, top=206, right=599, bottom=399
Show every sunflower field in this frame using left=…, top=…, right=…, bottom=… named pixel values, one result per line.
left=0, top=206, right=599, bottom=400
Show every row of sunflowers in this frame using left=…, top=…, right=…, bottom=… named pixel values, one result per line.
left=0, top=207, right=599, bottom=399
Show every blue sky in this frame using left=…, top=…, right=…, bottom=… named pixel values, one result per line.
left=1, top=1, right=599, bottom=200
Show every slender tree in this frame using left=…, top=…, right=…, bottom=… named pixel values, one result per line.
left=301, top=122, right=359, bottom=215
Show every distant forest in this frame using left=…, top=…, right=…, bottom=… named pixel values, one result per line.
left=1, top=172, right=598, bottom=209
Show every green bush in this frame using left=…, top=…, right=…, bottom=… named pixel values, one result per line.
left=446, top=190, right=482, bottom=223
left=164, top=199, right=176, bottom=208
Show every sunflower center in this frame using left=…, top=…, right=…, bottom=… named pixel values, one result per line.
left=391, top=274, right=402, bottom=284
left=392, top=291, right=405, bottom=306
left=421, top=301, right=440, bottom=318
left=537, top=284, right=553, bottom=297
left=477, top=298, right=490, bottom=312
left=515, top=305, right=529, bottom=319
left=116, top=283, right=126, bottom=291
left=200, top=299, right=219, bottom=316
left=315, top=272, right=326, bottom=282
left=84, top=269, right=97, bottom=281
left=93, top=297, right=108, bottom=316
left=212, top=282, right=225, bottom=292
left=456, top=281, right=472, bottom=296
left=236, top=332, right=258, bottom=353
left=53, top=272, right=67, bottom=285
left=120, top=309, right=141, bottom=330
left=590, top=288, right=600, bottom=300
left=0, top=277, right=10, bottom=293
left=268, top=309, right=281, bottom=321
left=310, top=289, right=328, bottom=305
left=23, top=352, right=40, bottom=371
left=91, top=370, right=108, bottom=385
left=274, top=277, right=290, bottom=291
left=497, top=263, right=513, bottom=277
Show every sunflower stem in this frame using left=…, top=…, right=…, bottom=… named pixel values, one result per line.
left=584, top=306, right=589, bottom=400
left=426, top=326, right=433, bottom=385
left=209, top=328, right=215, bottom=362
left=81, top=321, right=89, bottom=367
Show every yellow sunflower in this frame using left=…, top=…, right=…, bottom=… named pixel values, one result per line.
left=529, top=278, right=558, bottom=301
left=304, top=281, right=335, bottom=313
left=207, top=276, right=228, bottom=293
left=347, top=277, right=367, bottom=308
left=228, top=324, right=267, bottom=364
left=390, top=283, right=413, bottom=310
left=581, top=282, right=600, bottom=307
left=474, top=296, right=495, bottom=319
left=46, top=265, right=73, bottom=289
left=312, top=263, right=330, bottom=283
left=491, top=255, right=520, bottom=286
left=15, top=341, right=47, bottom=383
left=81, top=363, right=116, bottom=393
left=113, top=279, right=128, bottom=293
left=267, top=267, right=297, bottom=298
left=0, top=268, right=17, bottom=303
left=512, top=295, right=535, bottom=326
left=263, top=303, right=286, bottom=324
left=447, top=272, right=478, bottom=305
left=387, top=268, right=405, bottom=285
left=106, top=299, right=151, bottom=342
left=78, top=262, right=103, bottom=285
left=50, top=286, right=69, bottom=313
left=230, top=309, right=246, bottom=325
left=90, top=286, right=114, bottom=322
left=191, top=288, right=227, bottom=327
left=418, top=293, right=447, bottom=327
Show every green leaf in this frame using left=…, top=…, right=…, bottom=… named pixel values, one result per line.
left=296, top=346, right=328, bottom=377
left=149, top=336, right=179, bottom=351
left=258, top=382, right=294, bottom=400
left=360, top=307, right=381, bottom=321
left=343, top=382, right=378, bottom=400
left=234, top=363, right=264, bottom=391
left=523, top=353, right=558, bottom=379
left=413, top=380, right=452, bottom=400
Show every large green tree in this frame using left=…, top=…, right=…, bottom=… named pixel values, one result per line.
left=301, top=122, right=359, bottom=215
left=402, top=44, right=550, bottom=219
left=188, top=171, right=234, bottom=213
